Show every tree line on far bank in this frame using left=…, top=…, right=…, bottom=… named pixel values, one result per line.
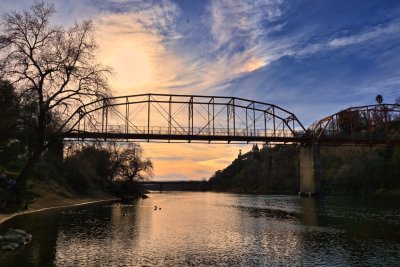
left=209, top=143, right=400, bottom=195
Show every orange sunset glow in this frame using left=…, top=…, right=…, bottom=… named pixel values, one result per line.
left=93, top=11, right=252, bottom=181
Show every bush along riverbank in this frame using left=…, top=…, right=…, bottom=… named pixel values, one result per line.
left=208, top=144, right=400, bottom=195
left=0, top=142, right=152, bottom=214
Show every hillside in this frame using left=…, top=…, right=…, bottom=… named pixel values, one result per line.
left=208, top=145, right=400, bottom=195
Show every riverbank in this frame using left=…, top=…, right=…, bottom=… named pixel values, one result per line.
left=0, top=181, right=118, bottom=225
left=209, top=145, right=400, bottom=195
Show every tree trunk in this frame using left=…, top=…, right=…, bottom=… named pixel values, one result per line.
left=17, top=146, right=44, bottom=192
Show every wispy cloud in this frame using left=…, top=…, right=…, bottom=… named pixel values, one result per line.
left=153, top=0, right=290, bottom=95
left=93, top=0, right=184, bottom=94
left=328, top=23, right=400, bottom=48
left=295, top=22, right=400, bottom=57
left=209, top=0, right=283, bottom=49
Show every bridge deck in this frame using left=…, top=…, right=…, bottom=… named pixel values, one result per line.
left=64, top=132, right=400, bottom=145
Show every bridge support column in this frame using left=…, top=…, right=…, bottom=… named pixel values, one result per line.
left=299, top=144, right=322, bottom=197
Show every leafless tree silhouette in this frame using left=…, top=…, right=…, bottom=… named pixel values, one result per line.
left=0, top=0, right=111, bottom=189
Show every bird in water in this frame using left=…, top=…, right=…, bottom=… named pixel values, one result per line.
left=154, top=205, right=157, bottom=211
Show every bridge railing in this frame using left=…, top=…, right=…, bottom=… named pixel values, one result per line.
left=315, top=129, right=400, bottom=142
left=71, top=124, right=298, bottom=138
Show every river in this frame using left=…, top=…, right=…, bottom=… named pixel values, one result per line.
left=1, top=192, right=399, bottom=266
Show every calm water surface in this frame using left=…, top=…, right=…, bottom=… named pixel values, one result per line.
left=0, top=192, right=399, bottom=266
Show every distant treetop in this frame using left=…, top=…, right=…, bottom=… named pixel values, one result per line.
left=375, top=94, right=383, bottom=104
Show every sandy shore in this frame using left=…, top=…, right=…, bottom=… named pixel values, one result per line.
left=0, top=181, right=119, bottom=225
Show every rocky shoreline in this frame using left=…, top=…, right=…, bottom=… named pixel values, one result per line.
left=1, top=228, right=32, bottom=251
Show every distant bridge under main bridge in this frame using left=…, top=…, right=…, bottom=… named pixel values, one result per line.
left=139, top=181, right=208, bottom=192
left=62, top=93, right=400, bottom=145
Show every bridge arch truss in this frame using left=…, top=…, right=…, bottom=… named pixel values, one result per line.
left=311, top=104, right=400, bottom=144
left=63, top=94, right=306, bottom=143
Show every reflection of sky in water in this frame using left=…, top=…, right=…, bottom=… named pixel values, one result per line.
left=2, top=193, right=399, bottom=266
left=54, top=193, right=306, bottom=266
left=49, top=193, right=400, bottom=266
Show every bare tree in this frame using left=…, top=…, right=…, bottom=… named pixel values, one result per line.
left=0, top=1, right=111, bottom=189
left=107, top=143, right=153, bottom=183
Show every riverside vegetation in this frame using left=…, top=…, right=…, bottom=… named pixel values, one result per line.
left=209, top=144, right=400, bottom=195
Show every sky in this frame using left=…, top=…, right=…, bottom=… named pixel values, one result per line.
left=1, top=0, right=400, bottom=180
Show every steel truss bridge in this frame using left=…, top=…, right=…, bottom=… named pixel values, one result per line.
left=62, top=93, right=400, bottom=145
left=312, top=104, right=400, bottom=145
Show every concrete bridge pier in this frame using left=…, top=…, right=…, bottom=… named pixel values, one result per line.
left=299, top=144, right=322, bottom=197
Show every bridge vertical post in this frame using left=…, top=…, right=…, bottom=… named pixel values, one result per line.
left=147, top=94, right=150, bottom=135
left=299, top=144, right=322, bottom=196
left=169, top=96, right=172, bottom=135
left=264, top=112, right=267, bottom=137
left=253, top=102, right=256, bottom=136
left=188, top=96, right=193, bottom=135
left=101, top=102, right=105, bottom=133
left=211, top=98, right=215, bottom=136
left=105, top=106, right=108, bottom=140
left=125, top=97, right=129, bottom=134
left=188, top=97, right=190, bottom=135
left=246, top=107, right=248, bottom=136
left=273, top=107, right=276, bottom=137
left=233, top=98, right=236, bottom=136
left=292, top=117, right=295, bottom=134
left=336, top=114, right=339, bottom=135
left=367, top=108, right=371, bottom=134
left=191, top=98, right=194, bottom=134
left=384, top=105, right=388, bottom=132
left=227, top=102, right=230, bottom=136
left=208, top=100, right=210, bottom=135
